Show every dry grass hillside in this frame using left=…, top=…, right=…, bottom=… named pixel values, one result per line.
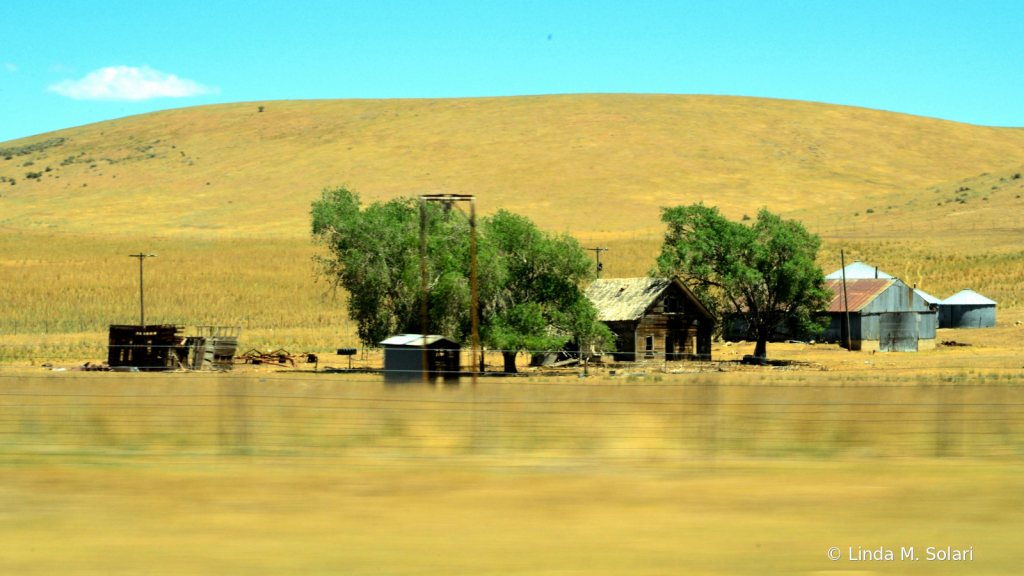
left=2, top=94, right=1023, bottom=238
left=2, top=94, right=1024, bottom=345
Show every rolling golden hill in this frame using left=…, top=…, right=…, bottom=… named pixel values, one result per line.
left=2, top=94, right=1023, bottom=238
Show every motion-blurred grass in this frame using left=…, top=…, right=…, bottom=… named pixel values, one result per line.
left=4, top=362, right=1024, bottom=575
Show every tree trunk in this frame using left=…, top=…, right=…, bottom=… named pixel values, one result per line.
left=479, top=348, right=486, bottom=373
left=753, top=337, right=768, bottom=359
left=502, top=351, right=518, bottom=373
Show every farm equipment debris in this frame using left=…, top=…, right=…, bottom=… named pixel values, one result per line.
left=940, top=341, right=972, bottom=347
left=236, top=349, right=319, bottom=369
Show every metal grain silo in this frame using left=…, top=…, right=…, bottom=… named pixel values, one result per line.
left=939, top=289, right=997, bottom=329
left=825, top=260, right=893, bottom=280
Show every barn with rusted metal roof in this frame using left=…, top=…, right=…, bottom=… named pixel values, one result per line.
left=821, top=278, right=937, bottom=352
left=585, top=277, right=714, bottom=361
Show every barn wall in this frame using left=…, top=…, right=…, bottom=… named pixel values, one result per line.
left=823, top=314, right=865, bottom=342
left=919, top=310, right=938, bottom=339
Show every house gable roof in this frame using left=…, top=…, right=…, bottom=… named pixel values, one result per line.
left=585, top=277, right=714, bottom=322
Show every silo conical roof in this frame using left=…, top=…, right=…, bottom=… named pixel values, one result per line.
left=825, top=260, right=894, bottom=280
left=941, top=289, right=997, bottom=306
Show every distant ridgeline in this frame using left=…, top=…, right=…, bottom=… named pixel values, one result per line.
left=0, top=137, right=66, bottom=160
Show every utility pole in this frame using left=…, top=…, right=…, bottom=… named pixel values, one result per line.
left=586, top=247, right=608, bottom=278
left=129, top=253, right=157, bottom=326
left=420, top=195, right=478, bottom=385
left=840, top=250, right=851, bottom=351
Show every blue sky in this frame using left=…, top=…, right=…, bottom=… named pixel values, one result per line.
left=2, top=0, right=1023, bottom=143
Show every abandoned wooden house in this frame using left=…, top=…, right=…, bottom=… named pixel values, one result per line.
left=585, top=277, right=714, bottom=361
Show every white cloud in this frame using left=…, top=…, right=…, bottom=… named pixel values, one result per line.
left=4, top=63, right=17, bottom=72
left=47, top=65, right=218, bottom=101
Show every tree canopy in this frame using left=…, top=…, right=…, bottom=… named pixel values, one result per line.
left=654, top=204, right=831, bottom=358
left=310, top=186, right=613, bottom=372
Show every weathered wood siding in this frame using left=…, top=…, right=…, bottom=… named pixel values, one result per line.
left=614, top=283, right=712, bottom=361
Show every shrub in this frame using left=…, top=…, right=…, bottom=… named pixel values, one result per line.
left=1013, top=173, right=1021, bottom=180
left=866, top=208, right=875, bottom=213
left=742, top=214, right=751, bottom=221
left=23, top=161, right=34, bottom=166
left=258, top=106, right=265, bottom=113
left=854, top=212, right=860, bottom=216
left=0, top=137, right=65, bottom=159
left=25, top=171, right=42, bottom=179
left=44, top=166, right=52, bottom=172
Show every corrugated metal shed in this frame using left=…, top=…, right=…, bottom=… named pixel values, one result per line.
left=825, top=261, right=893, bottom=280
left=381, top=334, right=461, bottom=383
left=824, top=279, right=894, bottom=312
left=941, top=289, right=997, bottom=306
left=585, top=278, right=672, bottom=322
left=914, top=289, right=941, bottom=305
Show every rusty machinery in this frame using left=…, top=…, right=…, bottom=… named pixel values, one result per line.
left=236, top=349, right=319, bottom=370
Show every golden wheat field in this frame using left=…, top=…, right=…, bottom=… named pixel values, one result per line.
left=3, top=95, right=1024, bottom=575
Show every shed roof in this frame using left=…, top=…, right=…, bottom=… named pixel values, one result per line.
left=585, top=277, right=713, bottom=322
left=941, top=289, right=997, bottom=306
left=380, top=334, right=461, bottom=347
left=824, top=279, right=895, bottom=313
left=825, top=260, right=894, bottom=280
left=914, top=289, right=941, bottom=305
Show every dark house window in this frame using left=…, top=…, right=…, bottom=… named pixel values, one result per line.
left=645, top=335, right=654, bottom=357
left=664, top=297, right=679, bottom=314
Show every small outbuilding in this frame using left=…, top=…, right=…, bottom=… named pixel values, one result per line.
left=585, top=277, right=714, bottom=361
left=108, top=324, right=241, bottom=370
left=108, top=324, right=187, bottom=370
left=821, top=278, right=936, bottom=351
left=380, top=334, right=461, bottom=383
left=939, top=289, right=997, bottom=329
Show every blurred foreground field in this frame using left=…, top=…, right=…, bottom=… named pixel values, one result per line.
left=2, top=458, right=1023, bottom=575
left=2, top=371, right=1024, bottom=574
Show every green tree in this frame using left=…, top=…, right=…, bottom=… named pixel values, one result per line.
left=310, top=186, right=477, bottom=347
left=310, top=189, right=613, bottom=373
left=655, top=204, right=831, bottom=359
left=480, top=210, right=615, bottom=372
